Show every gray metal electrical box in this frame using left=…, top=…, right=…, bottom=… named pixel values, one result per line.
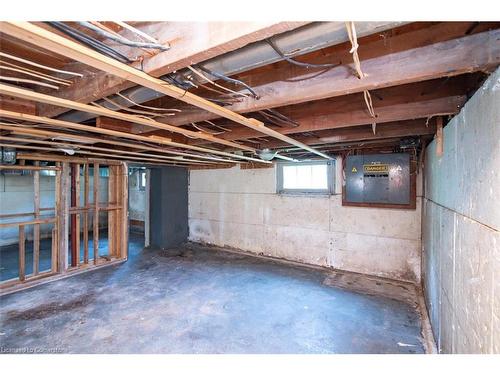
left=344, top=153, right=411, bottom=206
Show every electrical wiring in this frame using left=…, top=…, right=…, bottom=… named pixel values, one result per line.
left=77, top=22, right=170, bottom=51
left=99, top=97, right=175, bottom=118
left=46, top=22, right=135, bottom=64
left=0, top=60, right=73, bottom=84
left=266, top=38, right=338, bottom=69
left=115, top=92, right=181, bottom=113
left=0, top=75, right=59, bottom=89
left=114, top=21, right=160, bottom=43
left=0, top=65, right=71, bottom=86
left=187, top=65, right=249, bottom=98
left=0, top=52, right=83, bottom=77
left=191, top=123, right=225, bottom=135
left=197, top=66, right=259, bottom=99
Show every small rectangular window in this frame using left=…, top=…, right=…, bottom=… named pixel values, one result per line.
left=277, top=161, right=334, bottom=194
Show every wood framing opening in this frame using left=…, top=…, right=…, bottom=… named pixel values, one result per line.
left=0, top=158, right=129, bottom=293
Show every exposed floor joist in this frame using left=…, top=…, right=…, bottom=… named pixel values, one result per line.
left=0, top=83, right=254, bottom=152
left=0, top=125, right=245, bottom=165
left=0, top=22, right=331, bottom=159
left=162, top=29, right=499, bottom=126
left=38, top=22, right=309, bottom=118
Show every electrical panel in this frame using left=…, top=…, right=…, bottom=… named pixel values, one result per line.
left=344, top=153, right=411, bottom=206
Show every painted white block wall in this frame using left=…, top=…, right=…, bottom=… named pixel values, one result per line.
left=0, top=173, right=109, bottom=246
left=422, top=68, right=500, bottom=353
left=189, top=158, right=423, bottom=283
left=128, top=169, right=146, bottom=225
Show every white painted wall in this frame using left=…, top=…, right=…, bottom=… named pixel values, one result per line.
left=189, top=158, right=423, bottom=283
left=128, top=169, right=146, bottom=229
left=0, top=173, right=109, bottom=246
left=422, top=68, right=500, bottom=353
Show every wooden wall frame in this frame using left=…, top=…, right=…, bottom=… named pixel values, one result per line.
left=0, top=157, right=129, bottom=294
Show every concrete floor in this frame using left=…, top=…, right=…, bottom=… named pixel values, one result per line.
left=0, top=237, right=425, bottom=354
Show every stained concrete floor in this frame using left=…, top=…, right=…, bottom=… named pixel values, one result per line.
left=0, top=237, right=425, bottom=354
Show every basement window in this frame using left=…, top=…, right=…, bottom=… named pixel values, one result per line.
left=276, top=161, right=334, bottom=194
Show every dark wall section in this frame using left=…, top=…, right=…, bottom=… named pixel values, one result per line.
left=150, top=166, right=189, bottom=249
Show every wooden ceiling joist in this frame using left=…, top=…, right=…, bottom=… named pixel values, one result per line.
left=190, top=95, right=466, bottom=145
left=0, top=123, right=243, bottom=164
left=164, top=29, right=500, bottom=126
left=0, top=108, right=268, bottom=164
left=0, top=83, right=254, bottom=152
left=0, top=136, right=222, bottom=165
left=0, top=22, right=331, bottom=160
left=3, top=145, right=219, bottom=167
left=38, top=22, right=308, bottom=118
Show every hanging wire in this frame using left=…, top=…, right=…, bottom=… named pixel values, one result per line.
left=197, top=66, right=259, bottom=99
left=187, top=65, right=250, bottom=98
left=115, top=92, right=181, bottom=113
left=266, top=38, right=338, bottom=69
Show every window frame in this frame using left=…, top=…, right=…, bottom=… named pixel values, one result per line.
left=276, top=160, right=335, bottom=195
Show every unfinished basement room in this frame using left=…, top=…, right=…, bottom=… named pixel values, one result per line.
left=0, top=5, right=499, bottom=367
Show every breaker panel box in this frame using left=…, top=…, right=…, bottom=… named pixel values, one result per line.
left=344, top=153, right=412, bottom=207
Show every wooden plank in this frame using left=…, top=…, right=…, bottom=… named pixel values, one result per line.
left=0, top=84, right=254, bottom=153
left=0, top=22, right=330, bottom=159
left=193, top=96, right=466, bottom=144
left=108, top=165, right=116, bottom=257
left=0, top=107, right=266, bottom=164
left=74, top=164, right=81, bottom=267
left=120, top=163, right=128, bottom=259
left=58, top=162, right=70, bottom=272
left=37, top=22, right=308, bottom=118
left=164, top=29, right=500, bottom=126
left=33, top=161, right=40, bottom=276
left=51, top=227, right=57, bottom=273
left=0, top=217, right=56, bottom=228
left=18, top=225, right=26, bottom=281
left=8, top=145, right=220, bottom=167
left=93, top=163, right=99, bottom=265
left=83, top=163, right=89, bottom=264
left=0, top=125, right=242, bottom=164
left=436, top=117, right=444, bottom=157
left=0, top=164, right=60, bottom=171
left=3, top=136, right=222, bottom=165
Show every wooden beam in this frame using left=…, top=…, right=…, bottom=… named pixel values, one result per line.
left=18, top=225, right=26, bottom=281
left=192, top=96, right=465, bottom=144
left=0, top=164, right=60, bottom=171
left=38, top=22, right=308, bottom=118
left=164, top=29, right=500, bottom=126
left=0, top=22, right=330, bottom=159
left=259, top=119, right=437, bottom=149
left=0, top=123, right=243, bottom=164
left=0, top=108, right=266, bottom=163
left=83, top=164, right=89, bottom=264
left=1, top=136, right=221, bottom=165
left=93, top=163, right=99, bottom=265
left=0, top=83, right=254, bottom=152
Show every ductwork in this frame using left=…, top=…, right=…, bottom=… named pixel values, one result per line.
left=58, top=22, right=407, bottom=123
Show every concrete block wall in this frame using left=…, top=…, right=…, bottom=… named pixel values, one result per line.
left=0, top=173, right=109, bottom=246
left=189, top=159, right=423, bottom=283
left=422, top=68, right=500, bottom=353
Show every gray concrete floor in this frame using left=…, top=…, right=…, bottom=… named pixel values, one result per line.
left=0, top=238, right=425, bottom=354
